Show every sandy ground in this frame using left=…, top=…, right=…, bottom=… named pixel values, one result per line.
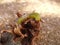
left=0, top=0, right=60, bottom=45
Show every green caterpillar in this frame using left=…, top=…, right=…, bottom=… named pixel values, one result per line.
left=17, top=12, right=41, bottom=24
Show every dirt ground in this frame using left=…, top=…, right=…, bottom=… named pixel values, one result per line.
left=0, top=0, right=60, bottom=45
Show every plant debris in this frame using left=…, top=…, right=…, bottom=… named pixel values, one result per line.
left=0, top=12, right=41, bottom=45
